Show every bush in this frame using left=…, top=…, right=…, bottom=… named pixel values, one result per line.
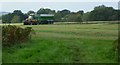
left=111, top=35, right=119, bottom=61
left=2, top=25, right=34, bottom=46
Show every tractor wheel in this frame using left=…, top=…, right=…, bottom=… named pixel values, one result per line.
left=34, top=22, right=37, bottom=25
left=24, top=22, right=28, bottom=25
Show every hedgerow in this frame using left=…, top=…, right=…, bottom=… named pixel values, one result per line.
left=2, top=25, right=34, bottom=46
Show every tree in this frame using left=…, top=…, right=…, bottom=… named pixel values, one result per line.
left=11, top=15, right=20, bottom=23
left=77, top=10, right=84, bottom=16
left=13, top=10, right=22, bottom=15
left=54, top=11, right=63, bottom=22
left=82, top=12, right=90, bottom=21
left=12, top=10, right=25, bottom=22
left=118, top=10, right=120, bottom=20
left=88, top=5, right=115, bottom=21
left=27, top=10, right=35, bottom=15
left=63, top=12, right=83, bottom=22
left=0, top=16, right=2, bottom=20
left=54, top=9, right=71, bottom=22
left=2, top=10, right=27, bottom=23
left=59, top=9, right=71, bottom=17
left=37, top=8, right=55, bottom=14
left=2, top=13, right=14, bottom=23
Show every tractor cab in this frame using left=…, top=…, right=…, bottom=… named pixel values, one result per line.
left=24, top=13, right=38, bottom=25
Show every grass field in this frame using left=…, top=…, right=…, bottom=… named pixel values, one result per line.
left=2, top=23, right=118, bottom=63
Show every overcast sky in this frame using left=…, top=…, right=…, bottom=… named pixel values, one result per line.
left=1, top=2, right=118, bottom=13
left=1, top=0, right=119, bottom=2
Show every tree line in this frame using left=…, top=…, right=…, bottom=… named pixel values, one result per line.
left=83, top=5, right=120, bottom=21
left=1, top=5, right=120, bottom=23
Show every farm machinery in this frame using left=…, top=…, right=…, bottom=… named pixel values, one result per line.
left=24, top=13, right=54, bottom=25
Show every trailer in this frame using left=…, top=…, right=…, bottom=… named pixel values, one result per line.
left=24, top=13, right=54, bottom=25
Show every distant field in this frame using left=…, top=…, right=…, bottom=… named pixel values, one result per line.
left=2, top=23, right=118, bottom=63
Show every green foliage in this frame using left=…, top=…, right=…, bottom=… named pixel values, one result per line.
left=27, top=10, right=35, bottom=15
left=54, top=11, right=63, bottom=21
left=0, top=16, right=2, bottom=20
left=87, top=5, right=119, bottom=21
left=82, top=12, right=90, bottom=21
left=11, top=15, right=20, bottom=23
left=2, top=24, right=118, bottom=63
left=54, top=10, right=83, bottom=22
left=2, top=10, right=27, bottom=23
left=112, top=33, right=120, bottom=61
left=12, top=10, right=26, bottom=22
left=37, top=8, right=56, bottom=14
left=2, top=5, right=120, bottom=23
left=2, top=13, right=14, bottom=23
left=59, top=9, right=71, bottom=17
left=2, top=25, right=34, bottom=46
left=63, top=12, right=83, bottom=22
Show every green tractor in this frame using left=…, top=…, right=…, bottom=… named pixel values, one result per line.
left=24, top=13, right=54, bottom=25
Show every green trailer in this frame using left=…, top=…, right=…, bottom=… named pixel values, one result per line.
left=24, top=13, right=54, bottom=25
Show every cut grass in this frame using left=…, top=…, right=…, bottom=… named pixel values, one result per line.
left=2, top=23, right=118, bottom=63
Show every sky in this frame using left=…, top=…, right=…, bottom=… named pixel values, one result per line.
left=1, top=2, right=118, bottom=13
left=1, top=0, right=119, bottom=2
